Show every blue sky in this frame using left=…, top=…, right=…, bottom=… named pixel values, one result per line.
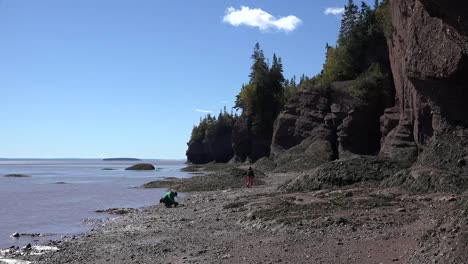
left=1, top=0, right=374, bottom=159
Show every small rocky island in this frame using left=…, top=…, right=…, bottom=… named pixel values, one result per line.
left=124, top=163, right=155, bottom=170
left=102, top=158, right=141, bottom=161
left=4, top=174, right=31, bottom=178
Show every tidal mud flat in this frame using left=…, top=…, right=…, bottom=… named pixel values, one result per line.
left=2, top=163, right=467, bottom=264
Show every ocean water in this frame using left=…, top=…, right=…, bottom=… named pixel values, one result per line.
left=0, top=159, right=191, bottom=249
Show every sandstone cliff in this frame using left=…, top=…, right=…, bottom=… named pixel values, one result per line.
left=380, top=0, right=468, bottom=172
left=269, top=79, right=391, bottom=172
left=269, top=0, right=468, bottom=177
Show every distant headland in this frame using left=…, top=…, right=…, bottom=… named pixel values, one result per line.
left=102, top=158, right=142, bottom=161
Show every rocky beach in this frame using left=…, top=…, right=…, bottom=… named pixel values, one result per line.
left=2, top=162, right=467, bottom=264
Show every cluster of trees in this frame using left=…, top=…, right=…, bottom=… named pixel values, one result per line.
left=312, top=0, right=391, bottom=100
left=189, top=43, right=307, bottom=159
left=234, top=43, right=286, bottom=136
left=188, top=0, right=393, bottom=160
left=190, top=107, right=236, bottom=144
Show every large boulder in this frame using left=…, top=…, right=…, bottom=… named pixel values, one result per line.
left=125, top=163, right=155, bottom=170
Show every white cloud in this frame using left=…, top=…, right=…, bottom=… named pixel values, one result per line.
left=324, top=7, right=345, bottom=16
left=195, top=109, right=213, bottom=113
left=223, top=6, right=302, bottom=33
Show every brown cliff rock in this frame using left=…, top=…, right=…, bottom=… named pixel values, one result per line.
left=270, top=80, right=389, bottom=171
left=381, top=0, right=468, bottom=169
left=270, top=86, right=333, bottom=157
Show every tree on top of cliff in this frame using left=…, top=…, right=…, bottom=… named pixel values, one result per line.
left=190, top=109, right=236, bottom=145
left=315, top=0, right=390, bottom=88
left=234, top=43, right=285, bottom=136
left=284, top=76, right=298, bottom=102
left=339, top=0, right=359, bottom=40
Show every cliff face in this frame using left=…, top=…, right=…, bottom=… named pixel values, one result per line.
left=231, top=115, right=274, bottom=163
left=269, top=81, right=387, bottom=171
left=268, top=0, right=468, bottom=175
left=380, top=0, right=468, bottom=167
left=186, top=132, right=234, bottom=164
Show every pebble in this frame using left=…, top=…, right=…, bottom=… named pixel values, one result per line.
left=447, top=197, right=457, bottom=202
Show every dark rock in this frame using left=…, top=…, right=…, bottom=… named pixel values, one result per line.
left=273, top=125, right=336, bottom=172
left=231, top=115, right=272, bottom=162
left=11, top=232, right=20, bottom=237
left=231, top=115, right=252, bottom=162
left=95, top=208, right=138, bottom=215
left=210, top=132, right=234, bottom=163
left=125, top=163, right=155, bottom=170
left=4, top=174, right=31, bottom=178
left=186, top=125, right=234, bottom=164
left=281, top=155, right=405, bottom=192
left=186, top=140, right=212, bottom=164
left=270, top=86, right=337, bottom=157
left=270, top=81, right=388, bottom=172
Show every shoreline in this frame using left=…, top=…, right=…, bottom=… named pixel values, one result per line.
left=1, top=164, right=465, bottom=263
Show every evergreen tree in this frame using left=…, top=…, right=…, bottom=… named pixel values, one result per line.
left=234, top=43, right=286, bottom=136
left=339, top=0, right=359, bottom=40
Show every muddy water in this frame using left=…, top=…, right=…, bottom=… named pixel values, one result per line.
left=0, top=159, right=190, bottom=249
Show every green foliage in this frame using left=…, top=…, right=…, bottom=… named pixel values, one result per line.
left=351, top=64, right=386, bottom=102
left=375, top=0, right=393, bottom=38
left=190, top=109, right=235, bottom=144
left=235, top=43, right=286, bottom=136
left=316, top=0, right=391, bottom=87
left=283, top=76, right=298, bottom=102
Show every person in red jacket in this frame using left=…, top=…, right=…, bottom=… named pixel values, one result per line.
left=246, top=167, right=254, bottom=188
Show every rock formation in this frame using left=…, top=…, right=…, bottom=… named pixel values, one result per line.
left=230, top=115, right=273, bottom=163
left=380, top=0, right=468, bottom=170
left=268, top=0, right=468, bottom=177
left=186, top=130, right=234, bottom=164
left=125, top=163, right=155, bottom=170
left=269, top=80, right=389, bottom=171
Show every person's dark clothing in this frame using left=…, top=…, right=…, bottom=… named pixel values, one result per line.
left=160, top=191, right=178, bottom=207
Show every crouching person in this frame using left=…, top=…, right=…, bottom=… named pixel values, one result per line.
left=159, top=191, right=178, bottom=208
